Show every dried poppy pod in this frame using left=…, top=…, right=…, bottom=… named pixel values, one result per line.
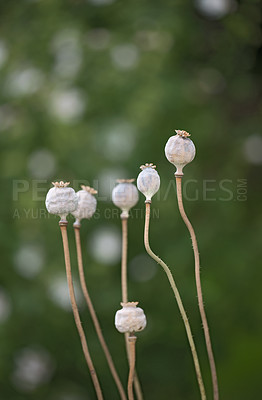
left=115, top=302, right=147, bottom=334
left=72, top=185, right=97, bottom=226
left=112, top=179, right=139, bottom=219
left=165, top=130, right=196, bottom=176
left=45, top=181, right=78, bottom=222
left=137, top=163, right=160, bottom=202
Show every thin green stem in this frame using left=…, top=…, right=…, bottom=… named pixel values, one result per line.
left=144, top=202, right=206, bottom=400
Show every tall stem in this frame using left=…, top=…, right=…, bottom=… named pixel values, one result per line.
left=121, top=217, right=144, bottom=400
left=175, top=176, right=219, bottom=400
left=74, top=226, right=127, bottom=400
left=127, top=336, right=137, bottom=400
left=59, top=222, right=103, bottom=400
left=144, top=202, right=206, bottom=400
left=121, top=218, right=128, bottom=304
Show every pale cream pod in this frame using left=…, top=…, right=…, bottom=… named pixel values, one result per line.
left=137, top=163, right=160, bottom=202
left=72, top=185, right=97, bottom=226
left=112, top=179, right=139, bottom=219
left=115, top=302, right=147, bottom=334
left=165, top=130, right=196, bottom=176
left=45, top=181, right=78, bottom=221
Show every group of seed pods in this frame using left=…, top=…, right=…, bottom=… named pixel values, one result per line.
left=45, top=130, right=196, bottom=334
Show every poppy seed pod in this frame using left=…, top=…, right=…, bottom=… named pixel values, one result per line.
left=112, top=179, right=139, bottom=219
left=165, top=130, right=196, bottom=176
left=137, top=163, right=160, bottom=201
left=72, top=185, right=97, bottom=225
left=45, top=181, right=78, bottom=221
left=115, top=302, right=147, bottom=334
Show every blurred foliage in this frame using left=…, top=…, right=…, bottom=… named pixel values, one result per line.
left=1, top=0, right=262, bottom=399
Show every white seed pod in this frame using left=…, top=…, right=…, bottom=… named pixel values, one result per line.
left=45, top=181, right=78, bottom=221
left=137, top=163, right=160, bottom=201
left=71, top=186, right=97, bottom=225
left=112, top=179, right=139, bottom=219
left=165, top=130, right=196, bottom=176
left=115, top=302, right=147, bottom=334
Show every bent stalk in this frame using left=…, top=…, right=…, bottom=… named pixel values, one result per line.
left=175, top=176, right=219, bottom=400
left=144, top=202, right=206, bottom=400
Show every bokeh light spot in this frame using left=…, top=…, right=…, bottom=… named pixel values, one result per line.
left=51, top=29, right=82, bottom=79
left=48, top=88, right=86, bottom=123
left=28, top=149, right=56, bottom=179
left=135, top=30, right=173, bottom=52
left=12, top=347, right=55, bottom=392
left=14, top=243, right=45, bottom=279
left=195, top=0, right=236, bottom=19
left=110, top=44, right=139, bottom=70
left=5, top=67, right=44, bottom=97
left=89, top=226, right=121, bottom=265
left=243, top=134, right=262, bottom=165
left=48, top=275, right=84, bottom=311
left=94, top=121, right=136, bottom=162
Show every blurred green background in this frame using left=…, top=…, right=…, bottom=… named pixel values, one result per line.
left=1, top=0, right=262, bottom=399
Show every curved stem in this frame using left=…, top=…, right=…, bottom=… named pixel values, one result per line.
left=127, top=336, right=137, bottom=400
left=175, top=176, right=219, bottom=400
left=59, top=223, right=103, bottom=400
left=144, top=202, right=206, bottom=400
left=74, top=226, right=127, bottom=400
left=121, top=217, right=144, bottom=400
